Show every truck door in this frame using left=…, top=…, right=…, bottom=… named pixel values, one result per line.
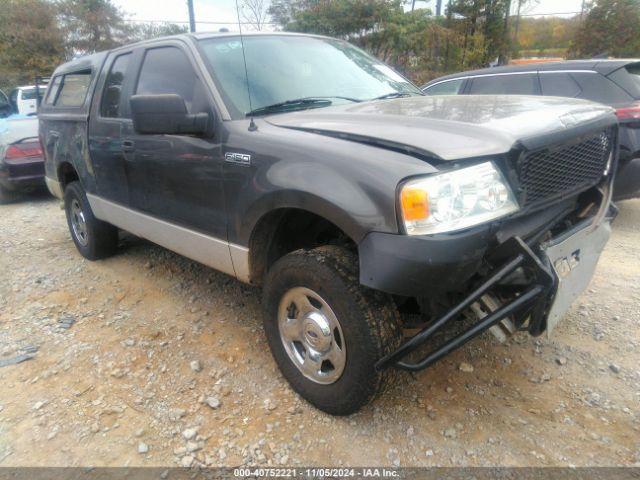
left=89, top=48, right=139, bottom=205
left=122, top=42, right=226, bottom=240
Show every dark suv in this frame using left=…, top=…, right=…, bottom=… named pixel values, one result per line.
left=40, top=33, right=617, bottom=415
left=422, top=60, right=640, bottom=200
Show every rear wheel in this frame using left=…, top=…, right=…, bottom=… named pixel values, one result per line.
left=64, top=181, right=118, bottom=260
left=262, top=246, right=402, bottom=415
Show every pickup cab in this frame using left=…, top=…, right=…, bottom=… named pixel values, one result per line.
left=40, top=32, right=618, bottom=415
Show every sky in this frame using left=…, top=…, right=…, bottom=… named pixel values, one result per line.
left=111, top=0, right=586, bottom=32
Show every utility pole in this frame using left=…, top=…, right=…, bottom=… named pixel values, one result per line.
left=187, top=0, right=196, bottom=33
left=500, top=0, right=512, bottom=65
left=513, top=0, right=522, bottom=44
left=436, top=0, right=442, bottom=16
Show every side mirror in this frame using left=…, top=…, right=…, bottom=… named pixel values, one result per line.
left=130, top=94, right=208, bottom=135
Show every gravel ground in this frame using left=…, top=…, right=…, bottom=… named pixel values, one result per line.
left=0, top=192, right=639, bottom=468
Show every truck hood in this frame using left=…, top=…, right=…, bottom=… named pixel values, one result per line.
left=265, top=95, right=615, bottom=161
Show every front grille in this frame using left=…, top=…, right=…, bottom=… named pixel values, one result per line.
left=517, top=129, right=612, bottom=207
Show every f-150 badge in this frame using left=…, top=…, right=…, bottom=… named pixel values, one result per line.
left=224, top=152, right=251, bottom=166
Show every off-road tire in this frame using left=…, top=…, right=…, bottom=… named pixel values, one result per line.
left=262, top=245, right=403, bottom=415
left=64, top=181, right=118, bottom=260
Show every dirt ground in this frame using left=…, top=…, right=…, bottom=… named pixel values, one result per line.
left=0, top=192, right=638, bottom=468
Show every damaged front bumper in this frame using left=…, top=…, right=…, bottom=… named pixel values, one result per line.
left=375, top=205, right=616, bottom=373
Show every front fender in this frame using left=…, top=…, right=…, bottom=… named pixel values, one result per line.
left=224, top=119, right=439, bottom=247
left=236, top=163, right=391, bottom=245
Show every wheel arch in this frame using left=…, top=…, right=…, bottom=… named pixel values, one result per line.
left=42, top=120, right=96, bottom=193
left=245, top=200, right=361, bottom=286
left=57, top=161, right=80, bottom=190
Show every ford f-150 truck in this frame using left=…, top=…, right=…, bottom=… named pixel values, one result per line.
left=40, top=32, right=618, bottom=415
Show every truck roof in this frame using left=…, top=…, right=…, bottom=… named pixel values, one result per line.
left=52, top=51, right=109, bottom=76
left=51, top=32, right=332, bottom=77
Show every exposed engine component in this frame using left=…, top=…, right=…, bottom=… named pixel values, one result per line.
left=470, top=294, right=517, bottom=343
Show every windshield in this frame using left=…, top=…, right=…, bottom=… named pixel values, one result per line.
left=198, top=35, right=421, bottom=118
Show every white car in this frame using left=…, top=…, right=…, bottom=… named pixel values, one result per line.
left=9, top=85, right=45, bottom=115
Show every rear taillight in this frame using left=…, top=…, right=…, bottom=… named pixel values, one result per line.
left=615, top=102, right=640, bottom=120
left=4, top=141, right=43, bottom=160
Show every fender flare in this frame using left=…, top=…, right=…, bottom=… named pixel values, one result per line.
left=238, top=190, right=369, bottom=247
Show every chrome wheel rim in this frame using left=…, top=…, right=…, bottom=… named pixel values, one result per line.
left=70, top=199, right=88, bottom=246
left=277, top=287, right=346, bottom=385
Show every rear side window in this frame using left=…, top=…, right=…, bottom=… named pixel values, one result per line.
left=540, top=72, right=582, bottom=98
left=571, top=72, right=632, bottom=105
left=101, top=53, right=131, bottom=118
left=56, top=71, right=92, bottom=107
left=608, top=63, right=640, bottom=99
left=424, top=79, right=464, bottom=96
left=468, top=74, right=539, bottom=95
left=45, top=76, right=62, bottom=104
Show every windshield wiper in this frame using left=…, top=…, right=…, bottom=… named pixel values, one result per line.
left=246, top=96, right=361, bottom=117
left=369, top=92, right=415, bottom=101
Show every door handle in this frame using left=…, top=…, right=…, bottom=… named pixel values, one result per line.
left=122, top=140, right=135, bottom=152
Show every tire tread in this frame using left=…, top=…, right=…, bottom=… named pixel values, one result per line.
left=262, top=245, right=402, bottom=415
left=64, top=181, right=118, bottom=260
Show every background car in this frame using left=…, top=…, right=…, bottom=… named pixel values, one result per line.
left=0, top=116, right=44, bottom=203
left=422, top=60, right=640, bottom=201
left=8, top=85, right=45, bottom=115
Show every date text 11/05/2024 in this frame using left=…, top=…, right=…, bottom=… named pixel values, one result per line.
left=233, top=468, right=399, bottom=477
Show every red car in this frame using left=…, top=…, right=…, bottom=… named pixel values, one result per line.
left=0, top=117, right=45, bottom=203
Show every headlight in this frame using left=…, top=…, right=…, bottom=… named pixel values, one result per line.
left=400, top=162, right=519, bottom=235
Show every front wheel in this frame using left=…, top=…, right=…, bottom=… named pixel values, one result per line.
left=64, top=181, right=118, bottom=260
left=262, top=246, right=402, bottom=415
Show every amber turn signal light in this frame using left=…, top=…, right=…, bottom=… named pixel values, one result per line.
left=400, top=186, right=429, bottom=221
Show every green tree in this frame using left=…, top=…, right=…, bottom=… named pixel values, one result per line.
left=570, top=0, right=640, bottom=58
left=514, top=16, right=578, bottom=58
left=55, top=0, right=134, bottom=55
left=129, top=22, right=189, bottom=43
left=447, top=0, right=512, bottom=67
left=269, top=0, right=462, bottom=82
left=0, top=0, right=67, bottom=92
left=279, top=0, right=403, bottom=38
left=268, top=0, right=299, bottom=27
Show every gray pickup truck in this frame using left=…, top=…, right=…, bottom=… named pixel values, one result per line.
left=40, top=32, right=618, bottom=415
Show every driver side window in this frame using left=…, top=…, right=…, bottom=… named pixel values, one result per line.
left=136, top=46, right=208, bottom=114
